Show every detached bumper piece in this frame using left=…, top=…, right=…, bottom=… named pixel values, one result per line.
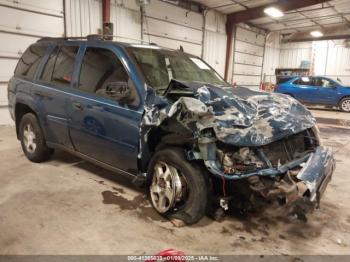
left=296, top=146, right=335, bottom=204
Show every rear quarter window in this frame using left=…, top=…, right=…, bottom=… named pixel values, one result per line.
left=15, top=44, right=48, bottom=79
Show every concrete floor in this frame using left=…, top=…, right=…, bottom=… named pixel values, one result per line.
left=0, top=109, right=350, bottom=255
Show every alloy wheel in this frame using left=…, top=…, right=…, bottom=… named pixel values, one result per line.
left=150, top=161, right=184, bottom=213
left=23, top=124, right=37, bottom=154
left=342, top=99, right=350, bottom=112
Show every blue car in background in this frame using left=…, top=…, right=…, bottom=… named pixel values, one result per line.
left=275, top=76, right=350, bottom=112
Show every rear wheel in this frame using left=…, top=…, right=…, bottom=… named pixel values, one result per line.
left=19, top=113, right=54, bottom=162
left=148, top=147, right=208, bottom=225
left=339, top=97, right=350, bottom=112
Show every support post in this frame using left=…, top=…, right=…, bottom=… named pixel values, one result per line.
left=224, top=23, right=234, bottom=82
left=102, top=0, right=113, bottom=39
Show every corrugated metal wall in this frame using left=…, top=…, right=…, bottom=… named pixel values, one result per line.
left=232, top=25, right=266, bottom=90
left=279, top=42, right=312, bottom=69
left=111, top=0, right=141, bottom=43
left=65, top=0, right=102, bottom=36
left=278, top=40, right=350, bottom=85
left=313, top=40, right=350, bottom=85
left=262, top=32, right=280, bottom=84
left=143, top=0, right=203, bottom=56
left=202, top=10, right=226, bottom=77
left=0, top=0, right=64, bottom=106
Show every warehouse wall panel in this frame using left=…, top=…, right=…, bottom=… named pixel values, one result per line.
left=262, top=32, right=280, bottom=84
left=203, top=10, right=226, bottom=77
left=0, top=59, right=19, bottom=82
left=203, top=30, right=226, bottom=77
left=145, top=17, right=202, bottom=45
left=111, top=1, right=141, bottom=42
left=65, top=0, right=102, bottom=37
left=232, top=25, right=266, bottom=90
left=0, top=1, right=64, bottom=106
left=0, top=83, right=8, bottom=106
left=145, top=0, right=202, bottom=30
left=145, top=35, right=202, bottom=57
left=278, top=40, right=350, bottom=85
left=0, top=33, right=39, bottom=59
left=0, top=5, right=63, bottom=37
left=0, top=0, right=63, bottom=16
left=279, top=42, right=312, bottom=68
left=205, top=9, right=225, bottom=34
left=143, top=0, right=203, bottom=56
left=314, top=40, right=350, bottom=85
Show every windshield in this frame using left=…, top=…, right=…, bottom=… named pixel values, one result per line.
left=127, top=46, right=227, bottom=93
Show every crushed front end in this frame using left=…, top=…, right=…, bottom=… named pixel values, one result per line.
left=189, top=127, right=335, bottom=220
left=141, top=80, right=336, bottom=220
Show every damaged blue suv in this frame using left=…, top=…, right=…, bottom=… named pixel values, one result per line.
left=8, top=36, right=335, bottom=224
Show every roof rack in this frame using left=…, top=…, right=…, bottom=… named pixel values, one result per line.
left=37, top=34, right=150, bottom=43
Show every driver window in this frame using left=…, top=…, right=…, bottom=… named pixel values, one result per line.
left=79, top=47, right=139, bottom=106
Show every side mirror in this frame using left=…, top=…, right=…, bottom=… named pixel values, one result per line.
left=104, top=81, right=131, bottom=101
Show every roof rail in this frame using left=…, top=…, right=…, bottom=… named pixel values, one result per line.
left=37, top=36, right=87, bottom=43
left=36, top=34, right=151, bottom=44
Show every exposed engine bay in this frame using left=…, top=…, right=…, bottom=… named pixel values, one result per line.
left=189, top=128, right=331, bottom=221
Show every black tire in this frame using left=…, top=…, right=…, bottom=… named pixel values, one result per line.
left=339, top=97, right=350, bottom=112
left=148, top=147, right=208, bottom=225
left=19, top=113, right=54, bottom=162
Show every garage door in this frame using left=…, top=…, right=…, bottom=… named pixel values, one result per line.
left=143, top=0, right=203, bottom=57
left=232, top=26, right=266, bottom=90
left=0, top=0, right=64, bottom=105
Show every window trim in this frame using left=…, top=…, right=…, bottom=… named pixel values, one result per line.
left=313, top=77, right=337, bottom=88
left=76, top=45, right=141, bottom=107
left=37, top=43, right=80, bottom=90
left=14, top=43, right=50, bottom=81
left=293, top=77, right=313, bottom=86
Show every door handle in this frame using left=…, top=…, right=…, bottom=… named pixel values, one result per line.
left=72, top=101, right=83, bottom=111
left=34, top=91, right=52, bottom=99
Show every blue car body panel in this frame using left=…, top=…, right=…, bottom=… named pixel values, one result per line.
left=275, top=76, right=350, bottom=106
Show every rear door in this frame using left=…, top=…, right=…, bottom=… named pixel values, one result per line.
left=312, top=77, right=339, bottom=105
left=33, top=44, right=80, bottom=149
left=68, top=45, right=143, bottom=174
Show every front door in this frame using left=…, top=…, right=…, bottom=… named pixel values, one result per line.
left=68, top=46, right=143, bottom=174
left=292, top=76, right=318, bottom=103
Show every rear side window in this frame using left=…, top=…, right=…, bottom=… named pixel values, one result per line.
left=15, top=44, right=48, bottom=79
left=40, top=45, right=79, bottom=88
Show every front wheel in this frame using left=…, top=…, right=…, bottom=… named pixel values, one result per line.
left=339, top=97, right=350, bottom=112
left=148, top=147, right=208, bottom=225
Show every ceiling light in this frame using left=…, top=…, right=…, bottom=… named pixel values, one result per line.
left=264, top=7, right=284, bottom=18
left=310, top=30, right=323, bottom=37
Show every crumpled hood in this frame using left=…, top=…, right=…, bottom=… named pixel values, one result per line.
left=142, top=80, right=316, bottom=147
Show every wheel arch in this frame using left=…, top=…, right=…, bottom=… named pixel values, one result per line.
left=15, top=102, right=37, bottom=139
left=338, top=95, right=350, bottom=107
